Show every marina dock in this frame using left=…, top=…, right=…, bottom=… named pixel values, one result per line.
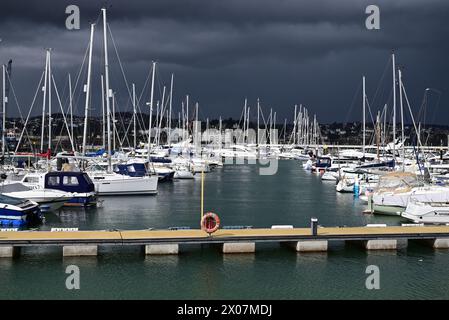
left=2, top=225, right=449, bottom=257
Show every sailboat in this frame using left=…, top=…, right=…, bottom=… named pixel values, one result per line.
left=85, top=8, right=158, bottom=196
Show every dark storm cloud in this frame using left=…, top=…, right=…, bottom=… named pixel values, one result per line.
left=0, top=0, right=448, bottom=123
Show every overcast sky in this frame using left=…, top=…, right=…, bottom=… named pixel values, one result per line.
left=0, top=0, right=448, bottom=125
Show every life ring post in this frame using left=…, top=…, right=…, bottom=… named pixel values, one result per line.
left=201, top=170, right=204, bottom=221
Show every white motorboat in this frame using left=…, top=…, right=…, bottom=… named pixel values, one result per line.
left=88, top=172, right=158, bottom=195
left=402, top=199, right=449, bottom=224
left=173, top=165, right=195, bottom=179
left=0, top=182, right=73, bottom=212
left=321, top=171, right=338, bottom=181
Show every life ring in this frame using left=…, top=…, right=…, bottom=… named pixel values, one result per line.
left=201, top=212, right=220, bottom=234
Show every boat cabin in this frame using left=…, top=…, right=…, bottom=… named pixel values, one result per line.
left=22, top=171, right=95, bottom=193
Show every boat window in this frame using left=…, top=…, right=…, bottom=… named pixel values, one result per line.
left=23, top=176, right=39, bottom=184
left=63, top=176, right=79, bottom=186
left=47, top=176, right=60, bottom=186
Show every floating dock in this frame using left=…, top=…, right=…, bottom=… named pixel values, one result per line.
left=1, top=225, right=449, bottom=257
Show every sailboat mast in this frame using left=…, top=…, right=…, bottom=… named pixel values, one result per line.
left=295, top=104, right=303, bottom=144
left=132, top=83, right=136, bottom=149
left=47, top=49, right=52, bottom=153
left=219, top=116, right=222, bottom=149
left=69, top=73, right=74, bottom=148
left=148, top=61, right=156, bottom=163
left=82, top=23, right=95, bottom=155
left=293, top=105, right=297, bottom=145
left=256, top=98, right=260, bottom=145
left=158, top=86, right=166, bottom=146
left=102, top=8, right=112, bottom=172
left=40, top=51, right=49, bottom=153
left=392, top=53, right=397, bottom=164
left=246, top=107, right=250, bottom=144
left=376, top=111, right=380, bottom=160
left=362, top=75, right=366, bottom=157
left=195, top=102, right=199, bottom=148
left=168, top=73, right=173, bottom=148
left=2, top=65, right=6, bottom=157
left=101, top=74, right=106, bottom=150
left=398, top=68, right=405, bottom=171
left=181, top=102, right=185, bottom=141
left=243, top=98, right=247, bottom=144
left=186, top=95, right=189, bottom=140
left=112, top=92, right=116, bottom=151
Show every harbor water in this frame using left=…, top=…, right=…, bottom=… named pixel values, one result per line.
left=1, top=160, right=449, bottom=299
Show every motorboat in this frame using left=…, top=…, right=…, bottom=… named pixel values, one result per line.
left=0, top=194, right=42, bottom=227
left=402, top=199, right=449, bottom=224
left=88, top=171, right=158, bottom=195
left=0, top=182, right=73, bottom=212
left=21, top=171, right=97, bottom=207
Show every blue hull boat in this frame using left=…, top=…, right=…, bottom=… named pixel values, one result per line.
left=0, top=194, right=42, bottom=227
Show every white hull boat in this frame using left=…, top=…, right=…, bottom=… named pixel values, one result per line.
left=89, top=173, right=158, bottom=195
left=321, top=171, right=338, bottom=181
left=1, top=183, right=73, bottom=212
left=402, top=200, right=449, bottom=224
left=173, top=168, right=195, bottom=179
left=373, top=186, right=449, bottom=210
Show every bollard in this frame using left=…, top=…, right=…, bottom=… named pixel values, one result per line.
left=311, top=218, right=318, bottom=236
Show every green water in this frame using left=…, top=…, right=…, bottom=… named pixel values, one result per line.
left=1, top=161, right=449, bottom=299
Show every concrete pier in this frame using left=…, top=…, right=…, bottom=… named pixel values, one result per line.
left=364, top=239, right=398, bottom=250
left=63, top=245, right=98, bottom=257
left=222, top=242, right=255, bottom=253
left=425, top=238, right=449, bottom=249
left=145, top=244, right=179, bottom=255
left=288, top=240, right=328, bottom=252
left=1, top=226, right=449, bottom=259
left=0, top=246, right=20, bottom=258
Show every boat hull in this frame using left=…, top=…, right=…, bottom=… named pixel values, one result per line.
left=402, top=201, right=449, bottom=224
left=92, top=175, right=158, bottom=196
left=64, top=193, right=98, bottom=207
left=0, top=203, right=42, bottom=227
